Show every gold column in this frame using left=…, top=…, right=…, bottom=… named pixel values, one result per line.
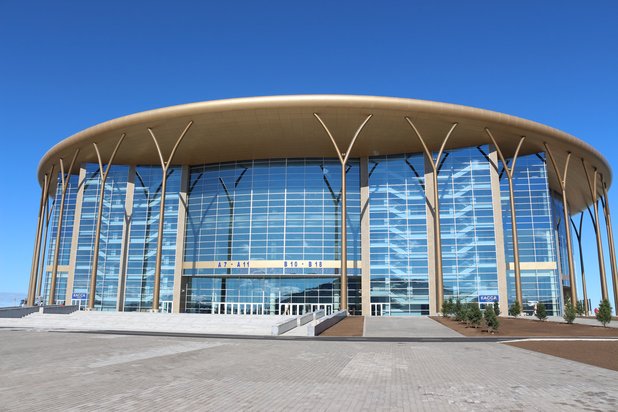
left=36, top=195, right=55, bottom=303
left=172, top=165, right=189, bottom=313
left=570, top=213, right=588, bottom=314
left=601, top=177, right=618, bottom=314
left=314, top=113, right=373, bottom=311
left=582, top=160, right=608, bottom=300
left=487, top=148, right=509, bottom=316
left=88, top=134, right=126, bottom=310
left=28, top=169, right=53, bottom=306
left=485, top=130, right=526, bottom=305
left=49, top=149, right=80, bottom=304
left=404, top=118, right=457, bottom=312
left=544, top=144, right=577, bottom=306
left=359, top=157, right=371, bottom=316
left=148, top=121, right=193, bottom=312
left=116, top=165, right=136, bottom=311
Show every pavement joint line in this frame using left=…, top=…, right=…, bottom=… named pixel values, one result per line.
left=0, top=327, right=612, bottom=343
left=504, top=338, right=618, bottom=343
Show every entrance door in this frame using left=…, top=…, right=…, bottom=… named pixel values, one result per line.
left=371, top=303, right=390, bottom=316
left=279, top=303, right=310, bottom=315
left=310, top=304, right=333, bottom=315
left=161, top=301, right=173, bottom=313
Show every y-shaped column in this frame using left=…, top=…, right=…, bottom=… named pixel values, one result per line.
left=582, top=160, right=608, bottom=301
left=28, top=167, right=54, bottom=305
left=485, top=130, right=526, bottom=306
left=49, top=149, right=80, bottom=304
left=148, top=121, right=193, bottom=312
left=314, top=114, right=372, bottom=311
left=405, top=118, right=458, bottom=312
left=88, top=134, right=126, bottom=310
left=570, top=212, right=588, bottom=314
left=600, top=176, right=618, bottom=314
left=544, top=145, right=577, bottom=307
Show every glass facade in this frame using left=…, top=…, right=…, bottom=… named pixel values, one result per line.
left=500, top=154, right=562, bottom=315
left=368, top=154, right=429, bottom=316
left=33, top=148, right=567, bottom=316
left=42, top=174, right=79, bottom=304
left=183, top=159, right=361, bottom=314
left=124, top=166, right=181, bottom=312
left=439, top=146, right=499, bottom=304
left=73, top=164, right=128, bottom=310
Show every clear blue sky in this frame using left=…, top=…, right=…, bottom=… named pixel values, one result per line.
left=1, top=1, right=617, bottom=309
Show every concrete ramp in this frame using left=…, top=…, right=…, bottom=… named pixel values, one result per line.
left=363, top=316, right=462, bottom=338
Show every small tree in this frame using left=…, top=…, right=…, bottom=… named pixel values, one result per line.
left=484, top=304, right=499, bottom=333
left=441, top=298, right=453, bottom=317
left=509, top=300, right=521, bottom=317
left=596, top=299, right=613, bottom=328
left=576, top=300, right=585, bottom=316
left=493, top=301, right=501, bottom=317
left=468, top=303, right=482, bottom=328
left=563, top=298, right=576, bottom=324
left=461, top=303, right=471, bottom=325
left=454, top=299, right=464, bottom=321
left=535, top=302, right=547, bottom=321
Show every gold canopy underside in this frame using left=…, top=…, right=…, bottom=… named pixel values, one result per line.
left=38, top=95, right=611, bottom=213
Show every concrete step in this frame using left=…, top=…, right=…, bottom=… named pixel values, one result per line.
left=0, top=311, right=296, bottom=335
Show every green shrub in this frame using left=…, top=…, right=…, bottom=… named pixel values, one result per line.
left=508, top=300, right=521, bottom=317
left=576, top=300, right=585, bottom=316
left=596, top=299, right=613, bottom=327
left=493, top=301, right=500, bottom=317
left=468, top=303, right=482, bottom=328
left=563, top=298, right=576, bottom=324
left=484, top=304, right=500, bottom=332
left=535, top=302, right=547, bottom=321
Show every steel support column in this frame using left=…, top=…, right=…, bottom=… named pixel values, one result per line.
left=582, top=160, right=608, bottom=301
left=404, top=118, right=457, bottom=312
left=49, top=149, right=80, bottom=304
left=544, top=144, right=577, bottom=306
left=601, top=178, right=618, bottom=314
left=148, top=121, right=193, bottom=312
left=88, top=135, right=126, bottom=310
left=485, top=130, right=526, bottom=305
left=570, top=213, right=588, bottom=314
left=314, top=113, right=372, bottom=311
left=28, top=169, right=53, bottom=306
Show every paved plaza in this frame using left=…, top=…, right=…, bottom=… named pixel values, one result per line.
left=364, top=316, right=462, bottom=338
left=1, top=329, right=617, bottom=411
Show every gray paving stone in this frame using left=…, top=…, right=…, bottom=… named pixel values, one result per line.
left=1, top=330, right=616, bottom=411
left=364, top=316, right=462, bottom=337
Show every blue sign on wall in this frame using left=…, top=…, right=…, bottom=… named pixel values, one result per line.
left=72, top=293, right=88, bottom=300
left=479, top=295, right=499, bottom=303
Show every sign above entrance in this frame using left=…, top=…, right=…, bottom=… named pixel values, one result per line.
left=72, top=292, right=88, bottom=299
left=183, top=260, right=362, bottom=270
left=479, top=295, right=499, bottom=303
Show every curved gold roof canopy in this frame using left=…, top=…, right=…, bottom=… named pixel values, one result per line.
left=38, top=94, right=611, bottom=213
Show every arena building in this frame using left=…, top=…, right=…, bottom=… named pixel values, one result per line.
left=27, top=95, right=618, bottom=316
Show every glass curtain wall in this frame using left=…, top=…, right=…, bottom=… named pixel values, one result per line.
left=500, top=154, right=562, bottom=315
left=439, top=146, right=499, bottom=303
left=552, top=194, right=571, bottom=291
left=183, top=158, right=361, bottom=314
left=368, top=154, right=429, bottom=316
left=42, top=174, right=79, bottom=304
left=72, top=164, right=128, bottom=310
left=123, top=166, right=181, bottom=312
